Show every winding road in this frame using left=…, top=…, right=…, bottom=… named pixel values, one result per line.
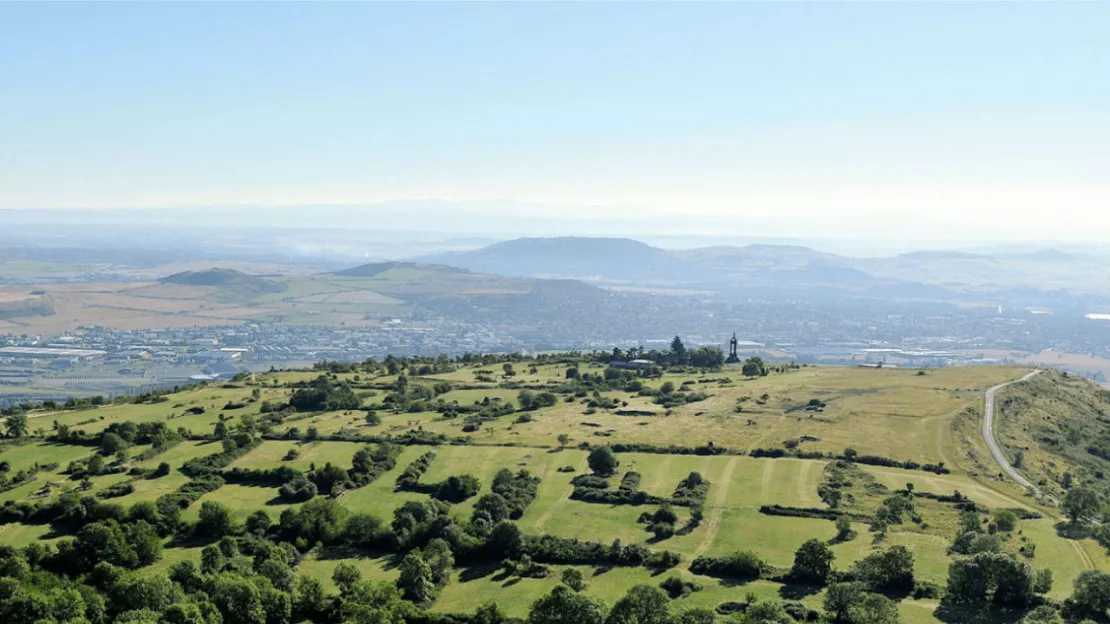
left=982, top=370, right=1057, bottom=504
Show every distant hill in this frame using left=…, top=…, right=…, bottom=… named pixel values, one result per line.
left=0, top=293, right=54, bottom=320
left=419, top=237, right=708, bottom=284
left=678, top=244, right=840, bottom=266
left=676, top=244, right=876, bottom=286
left=161, top=268, right=286, bottom=298
left=333, top=261, right=470, bottom=278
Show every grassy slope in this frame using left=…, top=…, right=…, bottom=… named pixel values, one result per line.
left=1, top=362, right=1104, bottom=623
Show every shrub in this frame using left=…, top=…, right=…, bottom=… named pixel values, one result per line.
left=690, top=551, right=763, bottom=580
left=588, top=446, right=619, bottom=477
left=433, top=474, right=481, bottom=503
left=660, top=575, right=702, bottom=598
left=278, top=476, right=318, bottom=502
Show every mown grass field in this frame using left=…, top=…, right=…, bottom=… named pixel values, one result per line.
left=0, top=360, right=1102, bottom=623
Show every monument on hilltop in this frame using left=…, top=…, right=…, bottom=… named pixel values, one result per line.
left=726, top=333, right=741, bottom=364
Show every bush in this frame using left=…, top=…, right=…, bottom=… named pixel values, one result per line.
left=660, top=575, right=702, bottom=598
left=396, top=451, right=437, bottom=491
left=278, top=476, right=318, bottom=502
left=433, top=474, right=481, bottom=503
left=588, top=446, right=619, bottom=477
left=690, top=551, right=763, bottom=581
left=672, top=472, right=710, bottom=506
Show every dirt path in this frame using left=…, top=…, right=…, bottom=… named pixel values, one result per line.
left=691, top=454, right=739, bottom=560
left=1070, top=539, right=1096, bottom=571
left=982, top=370, right=1053, bottom=501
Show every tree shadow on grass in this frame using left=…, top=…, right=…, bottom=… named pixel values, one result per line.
left=675, top=522, right=700, bottom=537
left=778, top=582, right=823, bottom=601
left=827, top=531, right=856, bottom=546
left=166, top=534, right=217, bottom=549
left=713, top=576, right=758, bottom=589
left=933, top=602, right=1025, bottom=624
left=1055, top=521, right=1090, bottom=540
left=592, top=565, right=614, bottom=577
left=458, top=564, right=499, bottom=583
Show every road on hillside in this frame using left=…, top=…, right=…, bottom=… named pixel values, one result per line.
left=982, top=370, right=1057, bottom=504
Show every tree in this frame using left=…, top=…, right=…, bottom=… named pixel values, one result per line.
left=209, top=572, right=266, bottom=624
left=246, top=510, right=273, bottom=536
left=848, top=593, right=900, bottom=624
left=689, top=346, right=725, bottom=369
left=606, top=584, right=672, bottom=624
left=87, top=453, right=106, bottom=476
left=339, top=579, right=415, bottom=624
left=1064, top=486, right=1100, bottom=524
left=434, top=474, right=482, bottom=503
left=101, top=431, right=129, bottom=455
left=561, top=568, right=586, bottom=592
left=527, top=585, right=606, bottom=624
left=196, top=501, right=233, bottom=539
left=474, top=493, right=513, bottom=524
left=1021, top=606, right=1064, bottom=624
left=852, top=545, right=915, bottom=592
left=836, top=516, right=853, bottom=541
left=4, top=413, right=28, bottom=438
left=424, top=538, right=454, bottom=588
left=588, top=446, right=619, bottom=477
left=333, top=562, right=362, bottom=594
left=127, top=520, right=163, bottom=567
left=744, top=600, right=794, bottom=623
left=670, top=336, right=687, bottom=364
left=518, top=389, right=536, bottom=411
left=742, top=356, right=768, bottom=378
left=294, top=575, right=327, bottom=621
left=557, top=434, right=570, bottom=449
left=1070, top=570, right=1110, bottom=618
left=945, top=552, right=1034, bottom=607
left=1034, top=569, right=1053, bottom=595
left=792, top=538, right=835, bottom=585
left=474, top=601, right=510, bottom=624
left=824, top=582, right=864, bottom=623
left=397, top=551, right=437, bottom=603
left=993, top=508, right=1018, bottom=533
left=343, top=513, right=384, bottom=548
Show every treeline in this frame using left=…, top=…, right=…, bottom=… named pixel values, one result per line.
left=749, top=447, right=950, bottom=474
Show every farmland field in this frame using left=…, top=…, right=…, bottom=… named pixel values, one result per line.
left=0, top=357, right=1105, bottom=624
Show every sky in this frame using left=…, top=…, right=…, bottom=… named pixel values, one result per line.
left=1, top=2, right=1108, bottom=241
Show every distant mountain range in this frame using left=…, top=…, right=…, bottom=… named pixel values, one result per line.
left=417, top=236, right=1110, bottom=296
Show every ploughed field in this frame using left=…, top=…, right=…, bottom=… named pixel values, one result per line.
left=0, top=359, right=1103, bottom=623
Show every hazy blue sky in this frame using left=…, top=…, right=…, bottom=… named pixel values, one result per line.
left=1, top=2, right=1108, bottom=240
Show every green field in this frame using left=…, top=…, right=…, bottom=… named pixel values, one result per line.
left=1, top=359, right=1105, bottom=623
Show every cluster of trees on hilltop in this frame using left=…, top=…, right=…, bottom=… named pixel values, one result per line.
left=601, top=336, right=726, bottom=370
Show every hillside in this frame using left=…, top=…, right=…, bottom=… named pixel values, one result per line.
left=992, top=370, right=1110, bottom=501
left=1, top=359, right=1106, bottom=624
